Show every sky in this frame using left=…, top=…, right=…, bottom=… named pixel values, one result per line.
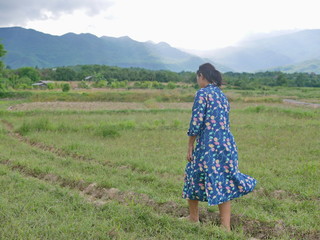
left=1, top=0, right=320, bottom=50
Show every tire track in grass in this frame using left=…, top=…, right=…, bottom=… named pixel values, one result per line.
left=0, top=157, right=189, bottom=218
left=1, top=119, right=183, bottom=182
left=1, top=157, right=319, bottom=240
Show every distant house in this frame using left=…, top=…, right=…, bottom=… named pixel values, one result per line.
left=84, top=76, right=93, bottom=81
left=32, top=80, right=55, bottom=88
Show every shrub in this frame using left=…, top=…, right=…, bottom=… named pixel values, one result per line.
left=92, top=80, right=107, bottom=88
left=17, top=83, right=32, bottom=89
left=77, top=81, right=90, bottom=89
left=47, top=83, right=55, bottom=89
left=152, top=81, right=165, bottom=89
left=166, top=82, right=176, bottom=89
left=62, top=83, right=70, bottom=92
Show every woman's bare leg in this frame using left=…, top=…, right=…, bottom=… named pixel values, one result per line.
left=218, top=200, right=231, bottom=231
left=187, top=199, right=200, bottom=222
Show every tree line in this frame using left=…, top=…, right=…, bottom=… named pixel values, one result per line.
left=223, top=71, right=320, bottom=88
left=1, top=43, right=320, bottom=91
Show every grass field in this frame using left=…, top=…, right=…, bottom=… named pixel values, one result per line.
left=0, top=86, right=319, bottom=239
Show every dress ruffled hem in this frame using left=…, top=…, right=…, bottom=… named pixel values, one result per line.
left=182, top=170, right=258, bottom=206
left=182, top=181, right=257, bottom=206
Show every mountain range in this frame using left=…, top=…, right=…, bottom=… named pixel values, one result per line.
left=195, top=29, right=320, bottom=73
left=1, top=27, right=320, bottom=73
left=0, top=27, right=229, bottom=72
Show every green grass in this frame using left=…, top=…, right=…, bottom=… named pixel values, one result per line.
left=0, top=87, right=319, bottom=239
left=0, top=132, right=242, bottom=240
left=0, top=163, right=242, bottom=240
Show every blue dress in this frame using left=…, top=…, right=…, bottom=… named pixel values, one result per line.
left=182, top=83, right=257, bottom=206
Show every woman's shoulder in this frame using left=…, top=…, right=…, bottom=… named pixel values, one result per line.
left=207, top=85, right=229, bottom=103
left=195, top=87, right=208, bottom=97
left=195, top=84, right=225, bottom=98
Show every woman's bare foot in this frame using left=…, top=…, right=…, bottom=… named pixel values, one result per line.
left=220, top=224, right=231, bottom=232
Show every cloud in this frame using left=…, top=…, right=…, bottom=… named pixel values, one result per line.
left=0, top=0, right=114, bottom=25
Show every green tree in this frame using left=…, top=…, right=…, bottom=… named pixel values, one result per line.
left=275, top=72, right=287, bottom=86
left=0, top=42, right=7, bottom=72
left=54, top=67, right=77, bottom=81
left=16, top=67, right=40, bottom=82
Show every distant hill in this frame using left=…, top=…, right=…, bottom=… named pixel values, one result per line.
left=269, top=59, right=320, bottom=74
left=195, top=29, right=320, bottom=72
left=0, top=27, right=230, bottom=72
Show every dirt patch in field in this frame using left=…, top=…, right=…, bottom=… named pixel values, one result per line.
left=7, top=100, right=318, bottom=112
left=283, top=99, right=320, bottom=108
left=230, top=101, right=320, bottom=110
left=7, top=101, right=193, bottom=111
left=252, top=187, right=319, bottom=202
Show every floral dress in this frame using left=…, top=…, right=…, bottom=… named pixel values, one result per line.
left=182, top=83, right=257, bottom=206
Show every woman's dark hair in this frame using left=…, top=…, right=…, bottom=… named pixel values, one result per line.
left=197, top=63, right=223, bottom=87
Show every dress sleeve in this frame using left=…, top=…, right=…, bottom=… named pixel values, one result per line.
left=187, top=89, right=207, bottom=136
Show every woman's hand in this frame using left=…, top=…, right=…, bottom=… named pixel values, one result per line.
left=187, top=135, right=197, bottom=162
left=187, top=146, right=193, bottom=162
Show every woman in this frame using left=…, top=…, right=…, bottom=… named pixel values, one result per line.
left=181, top=63, right=257, bottom=231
